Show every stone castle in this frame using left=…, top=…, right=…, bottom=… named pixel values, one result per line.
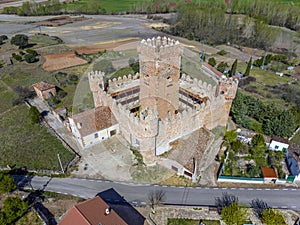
left=84, top=36, right=238, bottom=165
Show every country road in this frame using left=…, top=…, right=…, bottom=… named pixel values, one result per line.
left=14, top=175, right=300, bottom=210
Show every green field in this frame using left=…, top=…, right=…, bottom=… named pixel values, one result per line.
left=0, top=35, right=78, bottom=171
left=0, top=104, right=74, bottom=171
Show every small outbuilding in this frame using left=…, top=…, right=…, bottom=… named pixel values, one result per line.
left=32, top=81, right=56, bottom=100
left=269, top=136, right=289, bottom=152
left=261, top=167, right=278, bottom=183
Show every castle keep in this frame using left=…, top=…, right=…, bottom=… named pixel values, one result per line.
left=70, top=36, right=238, bottom=171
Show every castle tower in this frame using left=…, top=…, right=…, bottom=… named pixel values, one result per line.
left=88, top=71, right=105, bottom=108
left=138, top=36, right=183, bottom=119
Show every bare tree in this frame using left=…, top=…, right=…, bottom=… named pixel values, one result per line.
left=215, top=192, right=238, bottom=214
left=148, top=189, right=166, bottom=213
left=250, top=199, right=270, bottom=219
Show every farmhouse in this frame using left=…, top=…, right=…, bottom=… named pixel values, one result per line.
left=69, top=37, right=238, bottom=173
left=69, top=107, right=119, bottom=148
left=32, top=81, right=56, bottom=100
left=269, top=136, right=289, bottom=151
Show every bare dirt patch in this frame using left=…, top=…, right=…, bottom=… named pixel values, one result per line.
left=42, top=52, right=87, bottom=71
left=33, top=16, right=88, bottom=27
left=72, top=38, right=137, bottom=54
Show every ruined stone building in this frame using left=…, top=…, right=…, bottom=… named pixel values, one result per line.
left=69, top=36, right=238, bottom=178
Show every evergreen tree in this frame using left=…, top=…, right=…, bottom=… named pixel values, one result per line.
left=231, top=59, right=238, bottom=77
left=244, top=57, right=252, bottom=76
left=208, top=57, right=217, bottom=67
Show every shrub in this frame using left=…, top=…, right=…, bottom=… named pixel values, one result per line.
left=25, top=48, right=38, bottom=56
left=68, top=74, right=78, bottom=82
left=29, top=106, right=41, bottom=124
left=217, top=49, right=227, bottom=56
left=208, top=57, right=217, bottom=67
left=11, top=34, right=29, bottom=49
left=12, top=53, right=22, bottom=61
left=24, top=53, right=38, bottom=63
left=0, top=35, right=8, bottom=42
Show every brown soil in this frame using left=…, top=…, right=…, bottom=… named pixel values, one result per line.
left=33, top=16, right=88, bottom=27
left=73, top=38, right=137, bottom=54
left=42, top=52, right=87, bottom=71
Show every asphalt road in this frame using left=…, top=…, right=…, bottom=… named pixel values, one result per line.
left=14, top=175, right=300, bottom=210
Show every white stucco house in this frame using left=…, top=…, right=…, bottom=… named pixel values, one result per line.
left=69, top=106, right=119, bottom=148
left=269, top=136, right=289, bottom=151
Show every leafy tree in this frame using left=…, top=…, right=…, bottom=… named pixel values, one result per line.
left=224, top=130, right=237, bottom=143
left=2, top=197, right=28, bottom=224
left=230, top=59, right=238, bottom=77
left=24, top=53, right=38, bottom=63
left=0, top=35, right=8, bottom=42
left=222, top=201, right=248, bottom=225
left=29, top=106, right=40, bottom=124
left=231, top=140, right=242, bottom=152
left=247, top=165, right=261, bottom=177
left=252, top=134, right=265, bottom=147
left=208, top=57, right=217, bottom=67
left=244, top=57, right=252, bottom=76
left=217, top=61, right=228, bottom=73
left=261, top=209, right=285, bottom=225
left=0, top=173, right=16, bottom=194
left=25, top=48, right=37, bottom=56
left=11, top=53, right=22, bottom=62
left=10, top=34, right=29, bottom=49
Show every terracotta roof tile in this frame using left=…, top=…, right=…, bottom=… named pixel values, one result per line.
left=58, top=196, right=128, bottom=225
left=261, top=167, right=277, bottom=178
left=32, top=81, right=55, bottom=91
left=72, top=107, right=117, bottom=137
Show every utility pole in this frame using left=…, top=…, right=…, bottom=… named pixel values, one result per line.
left=138, top=31, right=140, bottom=47
left=57, top=153, right=64, bottom=174
left=260, top=46, right=269, bottom=70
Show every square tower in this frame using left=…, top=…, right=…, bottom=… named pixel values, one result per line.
left=138, top=37, right=182, bottom=119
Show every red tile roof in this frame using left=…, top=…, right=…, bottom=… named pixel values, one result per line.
left=32, top=81, right=55, bottom=91
left=71, top=107, right=117, bottom=137
left=58, top=196, right=128, bottom=225
left=261, top=167, right=277, bottom=178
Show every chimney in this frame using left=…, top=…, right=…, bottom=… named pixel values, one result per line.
left=104, top=207, right=110, bottom=216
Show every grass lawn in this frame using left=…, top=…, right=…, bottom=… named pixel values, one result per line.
left=167, top=218, right=220, bottom=225
left=0, top=104, right=74, bottom=171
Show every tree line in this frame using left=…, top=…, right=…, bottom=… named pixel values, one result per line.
left=167, top=1, right=288, bottom=50
left=2, top=0, right=177, bottom=16
left=230, top=90, right=299, bottom=138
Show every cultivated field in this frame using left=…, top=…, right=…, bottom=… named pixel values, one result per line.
left=43, top=52, right=88, bottom=71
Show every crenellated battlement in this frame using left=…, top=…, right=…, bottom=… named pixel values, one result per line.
left=88, top=70, right=105, bottom=92
left=138, top=36, right=182, bottom=59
